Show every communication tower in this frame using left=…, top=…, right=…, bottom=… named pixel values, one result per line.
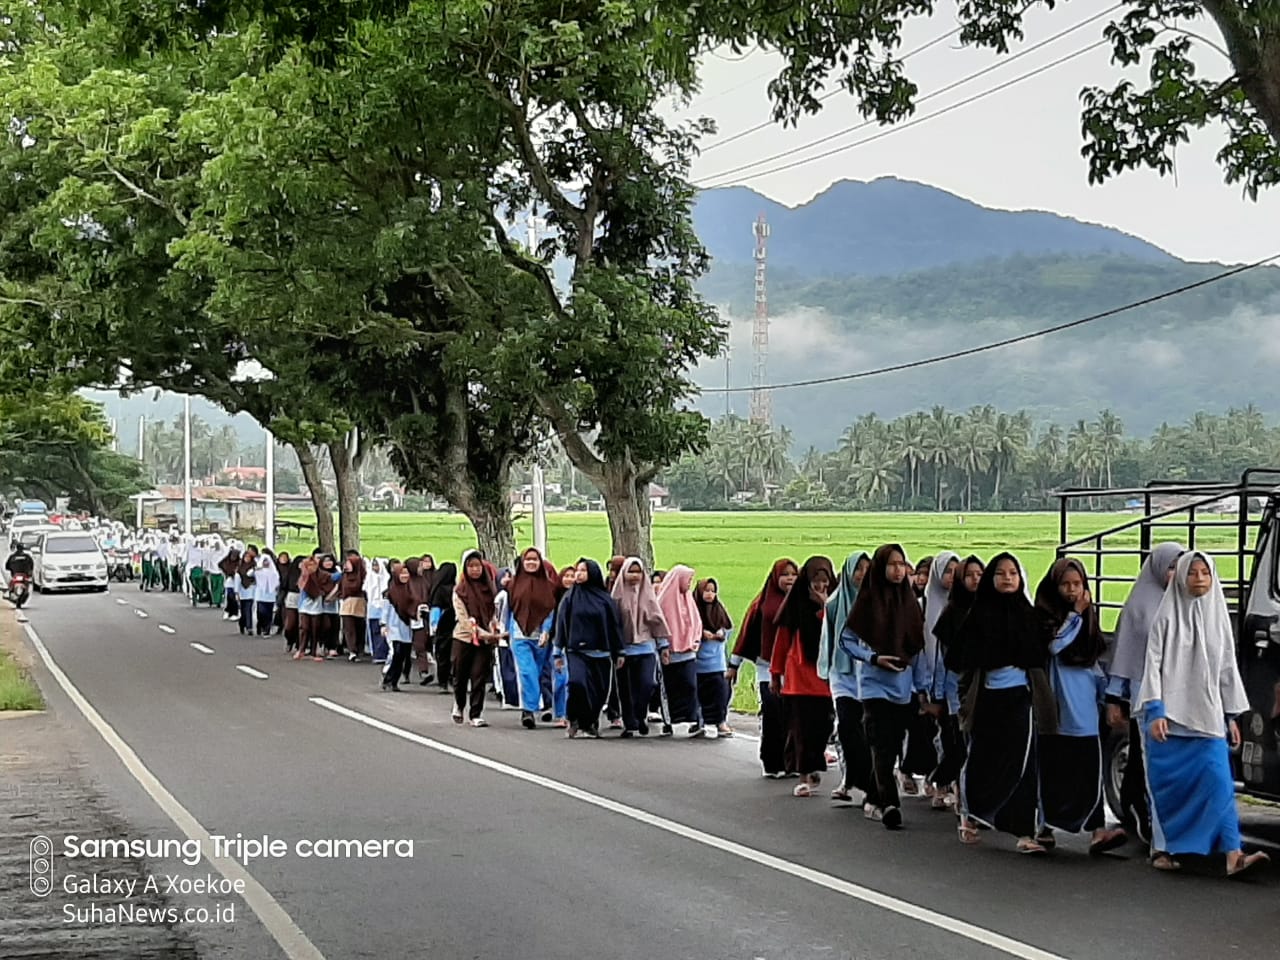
left=749, top=213, right=771, bottom=424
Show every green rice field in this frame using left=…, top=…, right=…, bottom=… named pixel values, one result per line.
left=278, top=510, right=1250, bottom=712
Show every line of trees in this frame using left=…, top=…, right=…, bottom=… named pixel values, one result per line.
left=660, top=406, right=1279, bottom=511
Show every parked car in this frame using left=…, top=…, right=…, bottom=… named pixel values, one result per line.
left=32, top=531, right=109, bottom=593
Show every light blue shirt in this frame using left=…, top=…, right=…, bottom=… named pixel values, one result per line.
left=1048, top=613, right=1105, bottom=737
left=840, top=627, right=923, bottom=706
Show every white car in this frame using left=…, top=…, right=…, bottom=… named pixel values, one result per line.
left=7, top=513, right=52, bottom=545
left=33, top=531, right=109, bottom=593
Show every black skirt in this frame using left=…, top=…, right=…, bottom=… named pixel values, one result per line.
left=961, top=685, right=1038, bottom=838
left=1039, top=733, right=1104, bottom=833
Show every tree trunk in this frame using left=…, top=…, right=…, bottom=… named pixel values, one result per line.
left=600, top=462, right=654, bottom=569
left=327, top=437, right=361, bottom=552
left=993, top=463, right=1002, bottom=510
left=462, top=492, right=516, bottom=565
left=295, top=443, right=335, bottom=554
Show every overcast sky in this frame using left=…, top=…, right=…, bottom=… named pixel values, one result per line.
left=671, top=0, right=1278, bottom=265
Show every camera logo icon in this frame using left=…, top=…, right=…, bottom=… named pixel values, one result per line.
left=30, top=835, right=53, bottom=897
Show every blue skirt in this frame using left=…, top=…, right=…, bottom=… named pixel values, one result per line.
left=1144, top=728, right=1240, bottom=855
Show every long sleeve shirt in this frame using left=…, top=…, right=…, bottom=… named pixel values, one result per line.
left=839, top=627, right=923, bottom=706
left=768, top=620, right=830, bottom=698
left=1047, top=612, right=1106, bottom=737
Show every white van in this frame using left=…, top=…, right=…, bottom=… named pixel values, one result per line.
left=33, top=531, right=109, bottom=592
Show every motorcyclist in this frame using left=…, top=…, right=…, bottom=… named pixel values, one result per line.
left=6, top=541, right=34, bottom=579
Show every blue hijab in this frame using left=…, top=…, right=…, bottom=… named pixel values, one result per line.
left=820, top=551, right=868, bottom=679
left=554, top=559, right=624, bottom=655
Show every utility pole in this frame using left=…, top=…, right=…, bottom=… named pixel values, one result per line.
left=749, top=212, right=771, bottom=424
left=528, top=215, right=548, bottom=556
left=265, top=430, right=275, bottom=550
left=182, top=395, right=192, bottom=534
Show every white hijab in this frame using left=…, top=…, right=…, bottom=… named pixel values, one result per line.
left=1109, top=542, right=1184, bottom=681
left=1137, top=551, right=1248, bottom=736
left=364, top=558, right=390, bottom=605
left=922, top=551, right=960, bottom=664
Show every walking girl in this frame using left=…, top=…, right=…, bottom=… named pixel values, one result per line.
left=451, top=550, right=500, bottom=727
left=730, top=559, right=799, bottom=777
left=553, top=559, right=625, bottom=739
left=611, top=557, right=670, bottom=737
left=821, top=551, right=871, bottom=807
left=657, top=564, right=703, bottom=737
left=508, top=547, right=560, bottom=729
left=694, top=578, right=734, bottom=738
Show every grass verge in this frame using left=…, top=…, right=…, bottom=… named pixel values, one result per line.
left=0, top=647, right=44, bottom=711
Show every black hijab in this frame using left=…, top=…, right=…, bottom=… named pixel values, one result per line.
left=847, top=543, right=925, bottom=660
left=937, top=555, right=983, bottom=671
left=1033, top=558, right=1106, bottom=668
left=954, top=552, right=1047, bottom=672
left=429, top=562, right=457, bottom=609
left=774, top=555, right=835, bottom=664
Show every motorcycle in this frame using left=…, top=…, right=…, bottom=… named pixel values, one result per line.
left=7, top=572, right=30, bottom=609
left=107, top=549, right=134, bottom=582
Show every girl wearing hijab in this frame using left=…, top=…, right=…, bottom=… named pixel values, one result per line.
left=405, top=558, right=434, bottom=685
left=296, top=555, right=325, bottom=661
left=730, top=559, right=800, bottom=777
left=546, top=564, right=578, bottom=728
left=494, top=566, right=522, bottom=709
left=339, top=550, right=368, bottom=662
left=769, top=555, right=837, bottom=798
left=236, top=546, right=258, bottom=635
left=382, top=561, right=416, bottom=692
left=272, top=551, right=290, bottom=634
left=553, top=558, right=625, bottom=738
left=610, top=557, right=671, bottom=737
left=452, top=549, right=500, bottom=727
left=912, top=557, right=932, bottom=599
left=253, top=550, right=280, bottom=638
left=919, top=552, right=960, bottom=808
left=822, top=551, right=872, bottom=807
left=1106, top=542, right=1184, bottom=843
left=316, top=554, right=342, bottom=658
left=841, top=544, right=925, bottom=828
left=657, top=564, right=704, bottom=737
left=207, top=538, right=228, bottom=608
left=952, top=553, right=1051, bottom=853
left=1138, top=551, right=1268, bottom=876
left=280, top=555, right=303, bottom=652
left=508, top=548, right=560, bottom=729
left=429, top=562, right=458, bottom=692
left=694, top=578, right=734, bottom=738
left=1034, top=558, right=1127, bottom=854
left=364, top=558, right=391, bottom=663
left=931, top=555, right=984, bottom=812
left=601, top=556, right=629, bottom=729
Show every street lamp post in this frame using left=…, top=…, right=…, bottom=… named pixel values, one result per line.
left=182, top=395, right=193, bottom=534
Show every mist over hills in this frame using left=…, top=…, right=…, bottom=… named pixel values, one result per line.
left=689, top=178, right=1280, bottom=449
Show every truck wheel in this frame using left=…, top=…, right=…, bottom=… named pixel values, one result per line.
left=1102, top=725, right=1129, bottom=824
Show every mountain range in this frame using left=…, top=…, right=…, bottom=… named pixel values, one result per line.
left=689, top=177, right=1280, bottom=449
left=85, top=176, right=1280, bottom=458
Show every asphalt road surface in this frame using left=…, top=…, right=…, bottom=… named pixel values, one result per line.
left=7, top=587, right=1278, bottom=960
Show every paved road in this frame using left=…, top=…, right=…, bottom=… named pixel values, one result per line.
left=7, top=587, right=1278, bottom=960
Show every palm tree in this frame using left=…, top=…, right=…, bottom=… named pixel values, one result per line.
left=854, top=443, right=901, bottom=505
left=893, top=412, right=928, bottom=505
left=989, top=411, right=1029, bottom=509
left=1095, top=409, right=1125, bottom=487
left=923, top=406, right=957, bottom=511
left=956, top=413, right=993, bottom=510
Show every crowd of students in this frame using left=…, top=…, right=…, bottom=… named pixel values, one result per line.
left=169, top=535, right=1267, bottom=877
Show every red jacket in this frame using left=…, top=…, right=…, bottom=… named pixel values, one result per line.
left=769, top=616, right=831, bottom=698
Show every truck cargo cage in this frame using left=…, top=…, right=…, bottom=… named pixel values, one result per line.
left=1056, top=468, right=1280, bottom=637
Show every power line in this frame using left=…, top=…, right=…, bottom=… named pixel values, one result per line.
left=700, top=254, right=1280, bottom=394
left=696, top=39, right=1106, bottom=188
left=696, top=4, right=1122, bottom=185
left=698, top=26, right=963, bottom=154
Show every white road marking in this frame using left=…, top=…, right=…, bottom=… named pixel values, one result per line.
left=311, top=696, right=1065, bottom=960
left=237, top=665, right=269, bottom=680
left=115, top=598, right=128, bottom=605
left=158, top=625, right=176, bottom=635
left=189, top=643, right=215, bottom=655
left=133, top=609, right=149, bottom=619
left=22, top=623, right=326, bottom=960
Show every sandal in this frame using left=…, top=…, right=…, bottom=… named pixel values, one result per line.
left=1016, top=838, right=1048, bottom=856
left=793, top=781, right=814, bottom=798
left=1151, top=853, right=1181, bottom=872
left=1227, top=851, right=1270, bottom=879
left=1089, top=828, right=1129, bottom=856
left=930, top=795, right=949, bottom=811
left=1035, top=828, right=1057, bottom=850
left=957, top=820, right=981, bottom=845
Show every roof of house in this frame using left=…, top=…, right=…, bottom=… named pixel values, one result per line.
left=155, top=485, right=266, bottom=503
left=220, top=466, right=267, bottom=480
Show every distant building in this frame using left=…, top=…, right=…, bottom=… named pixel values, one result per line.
left=215, top=465, right=268, bottom=489
left=142, top=485, right=311, bottom=534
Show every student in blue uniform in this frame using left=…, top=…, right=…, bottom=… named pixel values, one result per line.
left=951, top=553, right=1051, bottom=854
left=842, top=544, right=926, bottom=830
left=821, top=551, right=871, bottom=807
left=554, top=559, right=624, bottom=739
left=1034, top=558, right=1127, bottom=854
left=381, top=561, right=415, bottom=692
left=694, top=578, right=734, bottom=739
left=612, top=557, right=671, bottom=737
left=507, top=547, right=559, bottom=730
left=1105, top=541, right=1183, bottom=843
left=919, top=551, right=960, bottom=809
left=1138, top=551, right=1269, bottom=877
left=932, top=555, right=983, bottom=819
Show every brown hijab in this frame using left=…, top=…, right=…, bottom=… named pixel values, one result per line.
left=731, top=558, right=798, bottom=664
left=774, top=555, right=836, bottom=664
left=1033, top=557, right=1106, bottom=667
left=387, top=569, right=418, bottom=623
left=847, top=543, right=926, bottom=660
left=455, top=549, right=497, bottom=626
left=509, top=547, right=559, bottom=636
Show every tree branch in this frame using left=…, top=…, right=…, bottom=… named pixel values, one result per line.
left=482, top=207, right=572, bottom=322
left=536, top=394, right=605, bottom=478
left=102, top=159, right=188, bottom=226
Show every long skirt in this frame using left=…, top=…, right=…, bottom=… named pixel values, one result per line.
left=786, top=694, right=834, bottom=777
left=961, top=686, right=1038, bottom=838
left=1144, top=728, right=1240, bottom=855
left=368, top=618, right=388, bottom=662
left=758, top=680, right=796, bottom=776
left=565, top=653, right=613, bottom=731
left=1120, top=716, right=1152, bottom=843
left=696, top=671, right=729, bottom=728
left=663, top=659, right=699, bottom=725
left=551, top=655, right=569, bottom=719
left=901, top=710, right=939, bottom=777
left=496, top=645, right=520, bottom=707
left=1039, top=733, right=1105, bottom=833
left=208, top=572, right=226, bottom=607
left=512, top=636, right=553, bottom=713
left=929, top=712, right=968, bottom=788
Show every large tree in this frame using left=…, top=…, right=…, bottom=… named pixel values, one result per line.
left=707, top=2, right=1279, bottom=195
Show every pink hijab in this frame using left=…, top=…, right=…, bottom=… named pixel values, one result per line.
left=610, top=556, right=669, bottom=646
left=656, top=564, right=701, bottom=654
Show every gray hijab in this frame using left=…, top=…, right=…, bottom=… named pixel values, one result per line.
left=1108, top=542, right=1184, bottom=687
left=1136, top=551, right=1249, bottom=736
